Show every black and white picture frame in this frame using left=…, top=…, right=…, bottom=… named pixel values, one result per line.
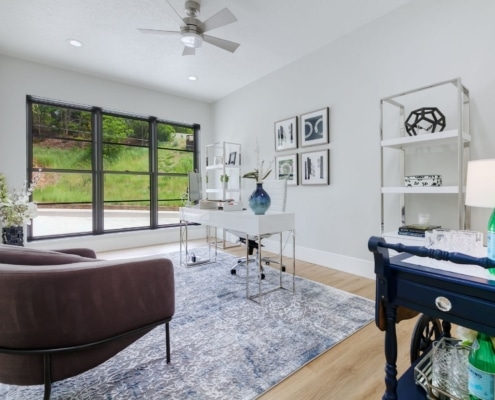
left=274, top=116, right=298, bottom=151
left=301, top=149, right=329, bottom=185
left=300, top=107, right=329, bottom=147
left=228, top=151, right=237, bottom=165
left=275, top=154, right=298, bottom=186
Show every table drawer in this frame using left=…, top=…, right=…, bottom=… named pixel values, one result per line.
left=395, top=278, right=493, bottom=323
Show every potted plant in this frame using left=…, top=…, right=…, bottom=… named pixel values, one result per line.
left=0, top=172, right=40, bottom=245
left=220, top=174, right=229, bottom=189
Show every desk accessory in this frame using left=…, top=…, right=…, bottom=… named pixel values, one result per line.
left=223, top=202, right=243, bottom=211
left=199, top=199, right=218, bottom=209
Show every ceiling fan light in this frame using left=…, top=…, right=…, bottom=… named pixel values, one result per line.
left=181, top=31, right=203, bottom=48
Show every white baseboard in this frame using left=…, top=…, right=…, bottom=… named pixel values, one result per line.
left=27, top=225, right=206, bottom=253
left=262, top=238, right=375, bottom=281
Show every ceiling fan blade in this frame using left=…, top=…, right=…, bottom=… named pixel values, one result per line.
left=138, top=28, right=179, bottom=35
left=165, top=0, right=186, bottom=26
left=202, top=8, right=237, bottom=32
left=182, top=46, right=195, bottom=56
left=203, top=35, right=240, bottom=53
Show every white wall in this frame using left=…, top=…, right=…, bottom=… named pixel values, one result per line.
left=213, top=0, right=495, bottom=278
left=0, top=54, right=213, bottom=251
left=2, top=0, right=495, bottom=278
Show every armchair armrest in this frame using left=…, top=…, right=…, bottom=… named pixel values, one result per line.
left=0, top=256, right=175, bottom=350
left=0, top=245, right=98, bottom=265
left=54, top=248, right=97, bottom=259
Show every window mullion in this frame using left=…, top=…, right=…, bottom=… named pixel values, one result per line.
left=150, top=118, right=158, bottom=228
left=92, top=107, right=104, bottom=233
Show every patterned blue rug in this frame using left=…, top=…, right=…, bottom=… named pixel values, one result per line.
left=0, top=248, right=374, bottom=399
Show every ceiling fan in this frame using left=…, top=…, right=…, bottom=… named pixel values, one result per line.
left=138, top=0, right=240, bottom=56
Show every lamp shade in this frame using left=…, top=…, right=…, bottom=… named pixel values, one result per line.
left=465, top=159, right=495, bottom=208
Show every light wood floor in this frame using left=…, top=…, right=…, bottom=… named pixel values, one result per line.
left=100, top=240, right=420, bottom=400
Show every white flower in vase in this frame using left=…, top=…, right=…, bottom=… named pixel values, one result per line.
left=242, top=141, right=272, bottom=183
left=0, top=172, right=40, bottom=228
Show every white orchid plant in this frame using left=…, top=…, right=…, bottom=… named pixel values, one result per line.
left=0, top=172, right=40, bottom=227
left=242, top=140, right=272, bottom=183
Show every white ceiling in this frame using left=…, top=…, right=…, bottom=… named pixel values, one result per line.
left=0, top=0, right=412, bottom=103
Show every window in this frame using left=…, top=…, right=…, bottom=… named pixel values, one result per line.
left=27, top=96, right=198, bottom=240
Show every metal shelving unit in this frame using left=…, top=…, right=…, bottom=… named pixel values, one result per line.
left=204, top=141, right=242, bottom=248
left=205, top=141, right=241, bottom=202
left=380, top=78, right=471, bottom=241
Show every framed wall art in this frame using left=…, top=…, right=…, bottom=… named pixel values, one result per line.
left=275, top=154, right=298, bottom=186
left=228, top=151, right=237, bottom=165
left=300, top=107, right=329, bottom=147
left=300, top=149, right=329, bottom=185
left=274, top=116, right=298, bottom=151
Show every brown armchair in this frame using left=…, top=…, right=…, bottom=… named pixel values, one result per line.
left=0, top=244, right=175, bottom=400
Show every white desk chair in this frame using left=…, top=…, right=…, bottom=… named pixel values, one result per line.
left=229, top=179, right=288, bottom=278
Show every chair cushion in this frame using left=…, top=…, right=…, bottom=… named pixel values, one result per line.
left=0, top=245, right=98, bottom=266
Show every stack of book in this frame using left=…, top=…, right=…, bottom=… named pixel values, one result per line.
left=397, top=224, right=441, bottom=237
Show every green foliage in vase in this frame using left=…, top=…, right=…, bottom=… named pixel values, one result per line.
left=220, top=174, right=229, bottom=183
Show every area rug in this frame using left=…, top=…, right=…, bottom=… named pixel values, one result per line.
left=0, top=248, right=375, bottom=400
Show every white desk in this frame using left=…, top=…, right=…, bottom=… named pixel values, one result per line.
left=179, top=207, right=295, bottom=301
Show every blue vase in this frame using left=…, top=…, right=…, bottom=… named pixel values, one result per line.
left=248, top=183, right=271, bottom=215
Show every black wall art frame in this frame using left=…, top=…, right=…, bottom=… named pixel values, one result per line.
left=300, top=149, right=329, bottom=185
left=275, top=154, right=298, bottom=186
left=274, top=116, right=298, bottom=151
left=300, top=107, right=329, bottom=147
left=228, top=151, right=237, bottom=165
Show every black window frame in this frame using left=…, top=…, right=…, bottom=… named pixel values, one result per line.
left=26, top=95, right=199, bottom=241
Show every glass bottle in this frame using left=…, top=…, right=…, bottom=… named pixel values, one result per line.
left=468, top=332, right=495, bottom=400
left=488, top=209, right=495, bottom=275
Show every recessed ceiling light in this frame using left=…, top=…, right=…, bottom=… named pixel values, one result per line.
left=68, top=39, right=83, bottom=47
left=188, top=76, right=198, bottom=81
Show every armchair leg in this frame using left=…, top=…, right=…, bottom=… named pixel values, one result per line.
left=43, top=354, right=52, bottom=400
left=165, top=322, right=171, bottom=364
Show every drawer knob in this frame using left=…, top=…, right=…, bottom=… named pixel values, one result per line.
left=435, top=296, right=452, bottom=312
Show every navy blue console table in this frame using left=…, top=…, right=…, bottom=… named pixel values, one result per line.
left=368, top=236, right=495, bottom=400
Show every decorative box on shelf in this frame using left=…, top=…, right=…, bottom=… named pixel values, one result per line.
left=405, top=174, right=442, bottom=187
